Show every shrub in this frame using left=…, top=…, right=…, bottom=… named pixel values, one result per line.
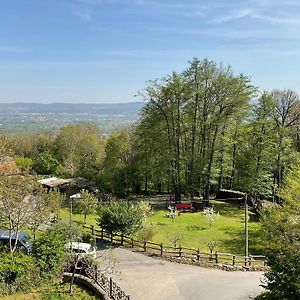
left=136, top=223, right=156, bottom=242
left=97, top=201, right=144, bottom=235
left=32, top=225, right=69, bottom=279
left=0, top=252, right=39, bottom=295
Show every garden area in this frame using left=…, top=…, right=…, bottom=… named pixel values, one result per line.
left=60, top=199, right=263, bottom=256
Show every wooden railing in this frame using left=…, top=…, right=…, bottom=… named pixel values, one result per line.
left=83, top=225, right=266, bottom=268
left=85, top=268, right=131, bottom=300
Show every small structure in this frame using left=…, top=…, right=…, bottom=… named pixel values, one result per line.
left=216, top=189, right=245, bottom=201
left=38, top=177, right=70, bottom=191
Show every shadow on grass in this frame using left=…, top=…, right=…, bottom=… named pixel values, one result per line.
left=218, top=226, right=263, bottom=255
left=186, top=225, right=206, bottom=231
left=212, top=201, right=245, bottom=218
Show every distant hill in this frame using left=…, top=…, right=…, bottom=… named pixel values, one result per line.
left=0, top=102, right=144, bottom=116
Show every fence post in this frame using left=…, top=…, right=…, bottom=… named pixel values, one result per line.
left=215, top=252, right=218, bottom=264
left=249, top=255, right=252, bottom=267
left=121, top=234, right=124, bottom=246
left=232, top=255, right=236, bottom=266
left=101, top=228, right=104, bottom=240
left=196, top=248, right=200, bottom=261
left=143, top=241, right=147, bottom=252
left=244, top=256, right=248, bottom=267
left=179, top=245, right=182, bottom=257
left=109, top=277, right=113, bottom=297
left=131, top=237, right=134, bottom=248
left=160, top=243, right=163, bottom=256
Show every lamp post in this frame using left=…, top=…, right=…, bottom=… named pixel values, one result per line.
left=245, top=193, right=249, bottom=266
left=69, top=193, right=81, bottom=250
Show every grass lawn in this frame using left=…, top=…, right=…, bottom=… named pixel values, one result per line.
left=1, top=283, right=99, bottom=300
left=147, top=200, right=263, bottom=255
left=59, top=200, right=263, bottom=256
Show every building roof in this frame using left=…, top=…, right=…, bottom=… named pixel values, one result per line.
left=0, top=161, right=20, bottom=176
left=38, top=177, right=70, bottom=188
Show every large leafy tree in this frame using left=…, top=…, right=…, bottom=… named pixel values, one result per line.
left=137, top=58, right=255, bottom=200
left=55, top=123, right=105, bottom=177
left=260, top=165, right=300, bottom=299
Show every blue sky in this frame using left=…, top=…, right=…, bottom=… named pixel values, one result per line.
left=0, top=0, right=299, bottom=103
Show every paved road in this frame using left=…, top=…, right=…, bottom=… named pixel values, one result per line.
left=97, top=244, right=264, bottom=300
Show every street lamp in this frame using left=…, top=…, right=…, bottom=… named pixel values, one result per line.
left=69, top=193, right=81, bottom=250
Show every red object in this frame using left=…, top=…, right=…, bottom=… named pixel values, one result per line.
left=176, top=203, right=193, bottom=210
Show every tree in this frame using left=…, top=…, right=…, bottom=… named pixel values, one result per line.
left=100, top=129, right=133, bottom=195
left=73, top=189, right=98, bottom=224
left=32, top=150, right=61, bottom=175
left=271, top=90, right=300, bottom=199
left=137, top=58, right=255, bottom=200
left=97, top=201, right=144, bottom=235
left=0, top=175, right=48, bottom=253
left=55, top=123, right=105, bottom=177
left=260, top=165, right=300, bottom=299
left=32, top=224, right=69, bottom=279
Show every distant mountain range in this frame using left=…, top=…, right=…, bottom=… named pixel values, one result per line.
left=0, top=102, right=144, bottom=116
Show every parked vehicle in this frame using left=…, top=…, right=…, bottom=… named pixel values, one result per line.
left=65, top=241, right=97, bottom=258
left=0, top=230, right=32, bottom=253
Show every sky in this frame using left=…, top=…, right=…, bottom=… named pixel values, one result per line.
left=0, top=0, right=299, bottom=103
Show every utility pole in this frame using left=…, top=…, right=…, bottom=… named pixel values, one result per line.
left=245, top=193, right=249, bottom=265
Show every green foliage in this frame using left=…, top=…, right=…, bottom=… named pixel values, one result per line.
left=0, top=175, right=48, bottom=253
left=55, top=123, right=105, bottom=177
left=0, top=252, right=39, bottom=296
left=136, top=223, right=156, bottom=242
left=97, top=201, right=144, bottom=235
left=32, top=224, right=70, bottom=279
left=72, top=189, right=98, bottom=224
left=260, top=165, right=300, bottom=299
left=15, top=156, right=32, bottom=174
left=32, top=150, right=61, bottom=175
left=100, top=130, right=132, bottom=196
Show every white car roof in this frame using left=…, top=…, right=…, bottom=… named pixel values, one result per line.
left=65, top=242, right=94, bottom=252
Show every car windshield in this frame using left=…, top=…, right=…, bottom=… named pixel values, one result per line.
left=21, top=235, right=32, bottom=247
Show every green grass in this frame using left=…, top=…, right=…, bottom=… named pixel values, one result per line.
left=59, top=200, right=263, bottom=256
left=1, top=282, right=99, bottom=300
left=147, top=200, right=263, bottom=255
left=59, top=207, right=98, bottom=227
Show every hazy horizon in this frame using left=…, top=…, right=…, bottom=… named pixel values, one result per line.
left=1, top=1, right=300, bottom=103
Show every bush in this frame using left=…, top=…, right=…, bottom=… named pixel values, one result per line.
left=136, top=223, right=156, bottom=242
left=0, top=252, right=39, bottom=295
left=32, top=225, right=69, bottom=279
left=97, top=201, right=144, bottom=235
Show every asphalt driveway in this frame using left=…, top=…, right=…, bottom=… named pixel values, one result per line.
left=97, top=243, right=264, bottom=300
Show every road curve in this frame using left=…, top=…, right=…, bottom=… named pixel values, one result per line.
left=97, top=244, right=265, bottom=300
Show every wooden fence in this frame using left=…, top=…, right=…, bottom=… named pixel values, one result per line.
left=83, top=225, right=266, bottom=268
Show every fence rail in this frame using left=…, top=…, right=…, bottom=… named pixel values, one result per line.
left=84, top=225, right=266, bottom=268
left=72, top=262, right=131, bottom=300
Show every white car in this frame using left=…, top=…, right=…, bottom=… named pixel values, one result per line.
left=65, top=242, right=97, bottom=259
